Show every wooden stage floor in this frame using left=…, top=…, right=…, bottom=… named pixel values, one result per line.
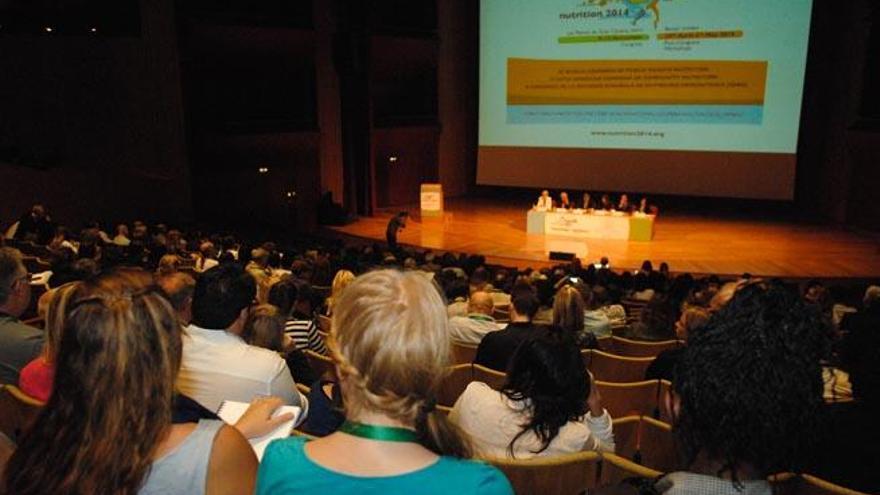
left=329, top=198, right=880, bottom=278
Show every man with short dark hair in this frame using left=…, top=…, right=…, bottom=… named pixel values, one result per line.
left=474, top=287, right=550, bottom=371
left=0, top=247, right=43, bottom=384
left=176, top=264, right=307, bottom=416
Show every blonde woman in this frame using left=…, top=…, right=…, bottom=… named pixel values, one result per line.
left=552, top=285, right=597, bottom=349
left=324, top=269, right=355, bottom=316
left=256, top=269, right=512, bottom=494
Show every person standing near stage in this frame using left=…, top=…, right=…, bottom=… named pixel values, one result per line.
left=386, top=211, right=409, bottom=252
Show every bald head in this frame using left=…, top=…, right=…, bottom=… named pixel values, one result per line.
left=468, top=291, right=494, bottom=316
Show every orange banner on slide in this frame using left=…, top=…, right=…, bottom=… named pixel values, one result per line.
left=507, top=58, right=767, bottom=105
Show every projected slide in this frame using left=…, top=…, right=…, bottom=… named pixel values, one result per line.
left=478, top=0, right=813, bottom=199
left=481, top=0, right=812, bottom=153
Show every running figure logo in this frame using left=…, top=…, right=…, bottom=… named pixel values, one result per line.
left=623, top=0, right=661, bottom=28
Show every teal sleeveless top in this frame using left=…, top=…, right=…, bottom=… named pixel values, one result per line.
left=256, top=437, right=512, bottom=495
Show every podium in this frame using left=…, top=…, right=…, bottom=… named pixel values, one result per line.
left=420, top=183, right=444, bottom=218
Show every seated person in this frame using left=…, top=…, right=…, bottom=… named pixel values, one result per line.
left=445, top=277, right=470, bottom=318
left=582, top=192, right=592, bottom=210
left=559, top=191, right=571, bottom=210
left=274, top=278, right=328, bottom=355
left=18, top=282, right=78, bottom=401
left=13, top=204, right=53, bottom=245
left=451, top=337, right=614, bottom=458
left=645, top=306, right=709, bottom=381
left=256, top=270, right=513, bottom=494
left=625, top=295, right=678, bottom=342
left=552, top=285, right=597, bottom=349
left=535, top=190, right=553, bottom=210
left=2, top=269, right=294, bottom=495
left=617, top=194, right=631, bottom=213
left=156, top=271, right=196, bottom=326
left=602, top=284, right=830, bottom=495
left=637, top=197, right=649, bottom=214
left=0, top=247, right=44, bottom=385
left=599, top=194, right=613, bottom=211
left=475, top=285, right=550, bottom=371
left=581, top=286, right=612, bottom=339
left=324, top=269, right=355, bottom=316
left=812, top=302, right=880, bottom=493
left=243, top=304, right=318, bottom=387
left=449, top=291, right=504, bottom=345
left=177, top=264, right=308, bottom=414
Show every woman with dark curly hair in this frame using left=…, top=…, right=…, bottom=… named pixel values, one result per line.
left=451, top=336, right=614, bottom=458
left=605, top=283, right=830, bottom=495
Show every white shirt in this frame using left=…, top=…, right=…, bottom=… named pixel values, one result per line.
left=450, top=382, right=615, bottom=459
left=447, top=299, right=469, bottom=318
left=194, top=257, right=219, bottom=273
left=449, top=314, right=505, bottom=345
left=535, top=196, right=553, bottom=210
left=177, top=325, right=308, bottom=419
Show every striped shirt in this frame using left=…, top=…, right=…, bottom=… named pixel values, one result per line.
left=285, top=315, right=328, bottom=355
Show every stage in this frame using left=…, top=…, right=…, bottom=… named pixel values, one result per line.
left=328, top=198, right=880, bottom=279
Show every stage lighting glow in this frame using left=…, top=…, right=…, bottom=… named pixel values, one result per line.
left=44, top=26, right=53, bottom=33
left=388, top=156, right=398, bottom=163
left=258, top=166, right=269, bottom=174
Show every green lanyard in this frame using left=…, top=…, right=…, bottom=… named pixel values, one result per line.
left=338, top=421, right=419, bottom=443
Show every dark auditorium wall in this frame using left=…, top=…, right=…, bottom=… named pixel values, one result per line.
left=796, top=0, right=880, bottom=230
left=0, top=0, right=193, bottom=227
left=1, top=0, right=875, bottom=233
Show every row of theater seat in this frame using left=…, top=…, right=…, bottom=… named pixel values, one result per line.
left=1, top=382, right=865, bottom=495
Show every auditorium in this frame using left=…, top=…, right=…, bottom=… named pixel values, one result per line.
left=1, top=1, right=879, bottom=494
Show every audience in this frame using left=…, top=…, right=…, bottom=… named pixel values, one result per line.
left=12, top=205, right=54, bottom=245
left=0, top=247, right=43, bottom=385
left=644, top=306, right=710, bottom=381
left=2, top=270, right=259, bottom=494
left=606, top=284, right=829, bottom=494
left=256, top=269, right=513, bottom=494
left=324, top=269, right=355, bottom=316
left=445, top=277, right=471, bottom=318
left=452, top=337, right=614, bottom=458
left=112, top=223, right=131, bottom=246
left=194, top=241, right=219, bottom=273
left=17, top=282, right=78, bottom=401
left=2, top=208, right=877, bottom=494
left=268, top=278, right=328, bottom=355
left=176, top=263, right=308, bottom=414
left=813, top=305, right=880, bottom=493
left=580, top=285, right=613, bottom=338
left=243, top=303, right=318, bottom=387
left=156, top=271, right=196, bottom=326
left=474, top=286, right=549, bottom=371
left=448, top=291, right=503, bottom=345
